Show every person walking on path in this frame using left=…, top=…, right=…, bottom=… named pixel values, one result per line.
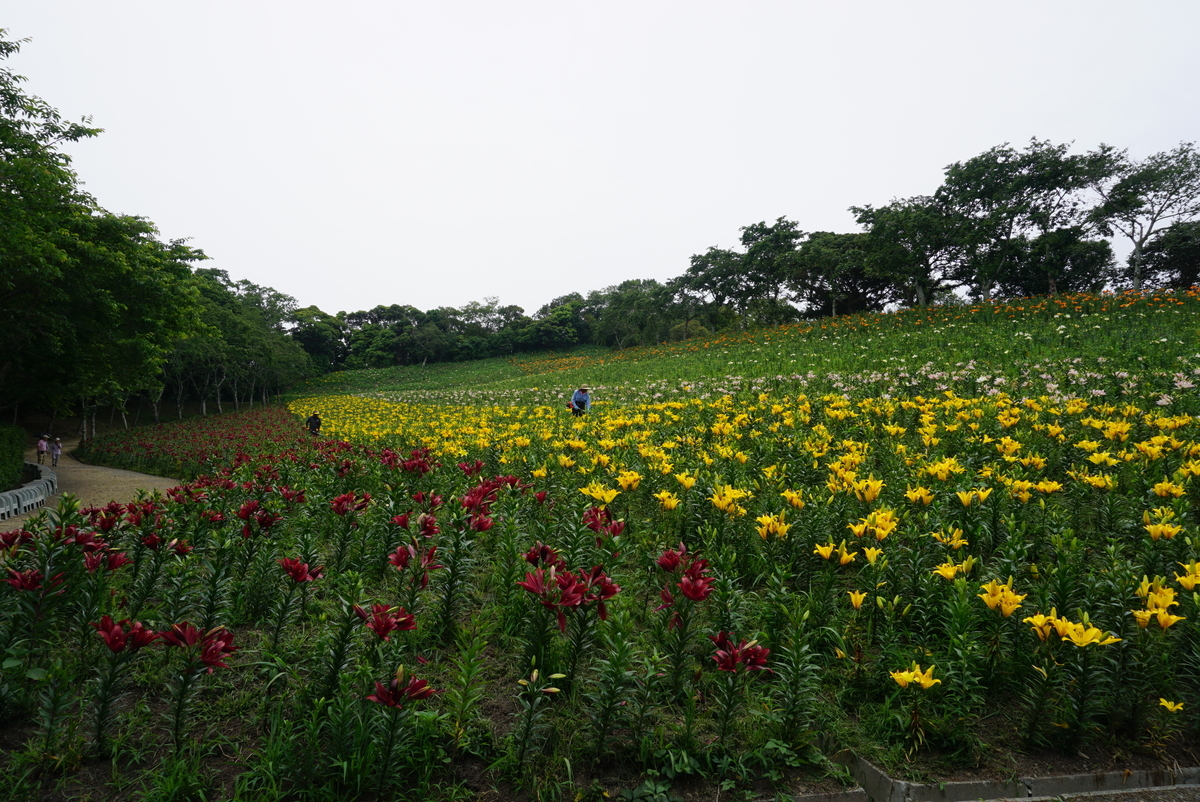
left=36, top=435, right=49, bottom=465
left=50, top=437, right=63, bottom=467
left=570, top=387, right=591, bottom=417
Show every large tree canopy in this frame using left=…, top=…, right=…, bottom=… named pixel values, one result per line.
left=1089, top=142, right=1200, bottom=291
left=0, top=32, right=204, bottom=414
left=933, top=139, right=1112, bottom=301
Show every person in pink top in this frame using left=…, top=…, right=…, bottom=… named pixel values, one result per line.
left=36, top=435, right=49, bottom=465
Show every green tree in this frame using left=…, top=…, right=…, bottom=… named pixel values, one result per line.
left=592, top=279, right=672, bottom=349
left=0, top=31, right=205, bottom=416
left=852, top=196, right=959, bottom=306
left=683, top=246, right=746, bottom=327
left=993, top=228, right=1115, bottom=298
left=0, top=31, right=99, bottom=409
left=664, top=275, right=711, bottom=340
left=739, top=217, right=805, bottom=324
left=290, top=305, right=345, bottom=372
left=936, top=139, right=1110, bottom=300
left=1139, top=220, right=1200, bottom=290
left=1089, top=142, right=1200, bottom=291
left=792, top=232, right=892, bottom=317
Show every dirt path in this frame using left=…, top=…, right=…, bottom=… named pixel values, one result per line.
left=6, top=435, right=181, bottom=529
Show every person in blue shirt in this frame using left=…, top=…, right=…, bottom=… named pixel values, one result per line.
left=570, top=387, right=591, bottom=417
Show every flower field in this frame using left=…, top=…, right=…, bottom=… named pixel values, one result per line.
left=4, top=289, right=1200, bottom=800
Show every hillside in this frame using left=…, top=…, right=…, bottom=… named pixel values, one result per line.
left=4, top=288, right=1200, bottom=801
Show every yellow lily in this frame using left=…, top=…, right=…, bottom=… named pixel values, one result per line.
left=904, top=485, right=934, bottom=505
left=781, top=488, right=806, bottom=510
left=653, top=490, right=680, bottom=511
left=932, top=562, right=959, bottom=580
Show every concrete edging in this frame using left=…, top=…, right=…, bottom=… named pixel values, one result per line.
left=0, top=462, right=57, bottom=521
left=813, top=736, right=1200, bottom=802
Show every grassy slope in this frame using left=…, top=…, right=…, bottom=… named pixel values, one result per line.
left=301, top=291, right=1198, bottom=409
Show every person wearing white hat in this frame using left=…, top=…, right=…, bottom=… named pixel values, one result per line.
left=570, top=387, right=591, bottom=417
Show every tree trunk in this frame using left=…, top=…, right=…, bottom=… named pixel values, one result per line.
left=1130, top=240, right=1145, bottom=292
left=913, top=280, right=927, bottom=307
left=150, top=385, right=164, bottom=425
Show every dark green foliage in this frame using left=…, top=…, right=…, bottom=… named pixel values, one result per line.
left=0, top=425, right=23, bottom=490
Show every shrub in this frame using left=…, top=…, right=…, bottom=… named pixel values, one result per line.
left=0, top=425, right=25, bottom=490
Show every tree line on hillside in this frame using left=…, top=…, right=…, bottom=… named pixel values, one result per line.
left=3, top=29, right=1199, bottom=426
left=320, top=138, right=1200, bottom=368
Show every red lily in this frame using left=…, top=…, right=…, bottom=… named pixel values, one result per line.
left=388, top=544, right=413, bottom=570
left=678, top=572, right=714, bottom=602
left=366, top=666, right=438, bottom=708
left=200, top=510, right=225, bottom=525
left=0, top=529, right=33, bottom=549
left=198, top=628, right=239, bottom=672
left=354, top=603, right=416, bottom=640
left=524, top=542, right=565, bottom=568
left=330, top=492, right=370, bottom=517
left=656, top=544, right=688, bottom=573
left=92, top=616, right=161, bottom=653
left=5, top=568, right=62, bottom=592
left=416, top=513, right=439, bottom=539
left=457, top=459, right=485, bottom=477
left=159, top=621, right=205, bottom=648
left=278, top=486, right=307, bottom=504
left=710, top=631, right=770, bottom=673
left=279, top=557, right=324, bottom=583
left=236, top=500, right=261, bottom=520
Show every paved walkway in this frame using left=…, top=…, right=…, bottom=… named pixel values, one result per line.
left=6, top=436, right=180, bottom=528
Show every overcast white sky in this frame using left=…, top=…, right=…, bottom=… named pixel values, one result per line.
left=7, top=2, right=1199, bottom=317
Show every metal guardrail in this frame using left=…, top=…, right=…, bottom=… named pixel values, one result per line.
left=0, top=462, right=57, bottom=521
